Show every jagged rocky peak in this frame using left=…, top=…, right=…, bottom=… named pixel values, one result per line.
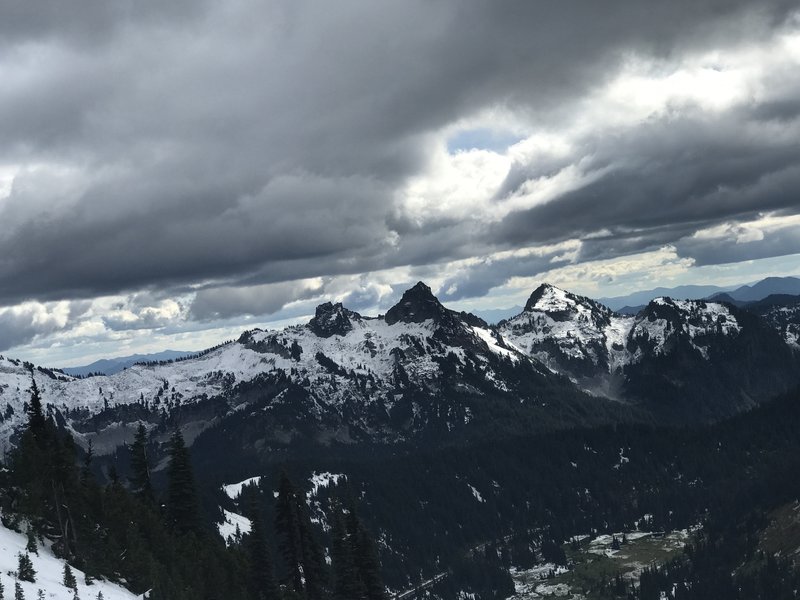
left=385, top=281, right=451, bottom=325
left=308, top=302, right=361, bottom=338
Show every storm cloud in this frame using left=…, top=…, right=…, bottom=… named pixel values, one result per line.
left=2, top=0, right=800, bottom=360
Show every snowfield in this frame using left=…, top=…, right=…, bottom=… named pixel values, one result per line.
left=0, top=519, right=139, bottom=600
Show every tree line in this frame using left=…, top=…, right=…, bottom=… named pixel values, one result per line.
left=0, top=378, right=385, bottom=600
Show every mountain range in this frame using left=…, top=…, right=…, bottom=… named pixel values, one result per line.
left=61, top=349, right=196, bottom=377
left=600, top=275, right=800, bottom=313
left=1, top=279, right=798, bottom=463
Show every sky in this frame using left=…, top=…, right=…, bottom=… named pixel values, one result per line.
left=2, top=1, right=800, bottom=367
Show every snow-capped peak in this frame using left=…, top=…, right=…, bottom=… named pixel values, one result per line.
left=523, top=284, right=612, bottom=320
left=524, top=284, right=575, bottom=313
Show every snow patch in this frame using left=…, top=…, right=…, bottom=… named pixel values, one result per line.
left=222, top=476, right=262, bottom=499
left=217, top=509, right=252, bottom=544
left=307, top=472, right=345, bottom=501
left=471, top=327, right=519, bottom=362
left=467, top=484, right=485, bottom=503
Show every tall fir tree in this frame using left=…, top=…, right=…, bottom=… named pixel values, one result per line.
left=354, top=524, right=385, bottom=600
left=18, top=552, right=37, bottom=582
left=26, top=377, right=46, bottom=435
left=296, top=495, right=328, bottom=600
left=26, top=526, right=38, bottom=555
left=246, top=502, right=280, bottom=600
left=274, top=472, right=304, bottom=594
left=129, top=423, right=154, bottom=503
left=165, top=428, right=200, bottom=534
left=344, top=495, right=385, bottom=600
left=331, top=504, right=363, bottom=600
left=63, top=563, right=77, bottom=590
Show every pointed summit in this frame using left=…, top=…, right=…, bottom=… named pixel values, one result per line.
left=522, top=283, right=614, bottom=324
left=524, top=283, right=572, bottom=313
left=308, top=302, right=361, bottom=337
left=385, top=282, right=449, bottom=325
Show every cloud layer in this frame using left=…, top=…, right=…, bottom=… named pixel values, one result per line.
left=1, top=1, right=800, bottom=360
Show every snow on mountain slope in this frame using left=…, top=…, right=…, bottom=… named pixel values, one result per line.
left=628, top=298, right=742, bottom=361
left=3, top=281, right=790, bottom=452
left=0, top=520, right=138, bottom=600
left=218, top=509, right=252, bottom=545
left=0, top=283, right=536, bottom=451
left=499, top=284, right=634, bottom=378
left=222, top=476, right=263, bottom=500
left=747, top=298, right=800, bottom=349
left=499, top=285, right=764, bottom=398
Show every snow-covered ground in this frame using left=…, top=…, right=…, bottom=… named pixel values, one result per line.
left=217, top=509, right=253, bottom=545
left=307, top=471, right=345, bottom=501
left=221, top=476, right=263, bottom=500
left=510, top=563, right=571, bottom=599
left=0, top=520, right=139, bottom=600
left=0, top=299, right=531, bottom=452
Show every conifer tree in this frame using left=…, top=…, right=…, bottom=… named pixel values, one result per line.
left=343, top=496, right=385, bottom=600
left=331, top=505, right=362, bottom=600
left=80, top=440, right=93, bottom=485
left=296, top=497, right=327, bottom=600
left=246, top=502, right=280, bottom=600
left=273, top=472, right=328, bottom=598
left=274, top=472, right=303, bottom=594
left=165, top=428, right=200, bottom=534
left=26, top=527, right=38, bottom=555
left=354, top=525, right=385, bottom=600
left=63, top=563, right=77, bottom=589
left=14, top=582, right=24, bottom=600
left=129, top=423, right=154, bottom=503
left=0, top=578, right=4, bottom=600
left=26, top=377, right=46, bottom=435
left=18, top=552, right=36, bottom=582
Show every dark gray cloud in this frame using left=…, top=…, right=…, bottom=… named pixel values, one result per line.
left=495, top=104, right=800, bottom=255
left=675, top=223, right=800, bottom=267
left=0, top=305, right=67, bottom=351
left=190, top=280, right=324, bottom=321
left=1, top=0, right=797, bottom=312
left=3, top=0, right=800, bottom=365
left=438, top=251, right=574, bottom=302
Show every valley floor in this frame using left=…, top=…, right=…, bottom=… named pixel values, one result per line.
left=511, top=529, right=692, bottom=599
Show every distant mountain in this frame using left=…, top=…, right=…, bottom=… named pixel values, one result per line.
left=704, top=292, right=745, bottom=306
left=62, top=349, right=195, bottom=376
left=617, top=305, right=645, bottom=315
left=598, top=284, right=735, bottom=310
left=472, top=305, right=524, bottom=324
left=711, top=276, right=800, bottom=303
left=599, top=277, right=800, bottom=311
